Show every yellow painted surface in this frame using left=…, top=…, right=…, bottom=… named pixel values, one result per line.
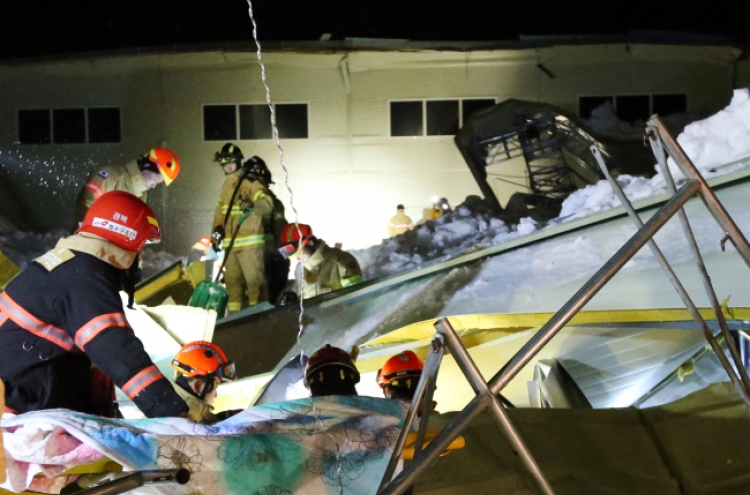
left=0, top=250, right=21, bottom=290
left=134, top=264, right=185, bottom=302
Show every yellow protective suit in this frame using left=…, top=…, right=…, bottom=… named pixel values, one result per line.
left=74, top=160, right=148, bottom=226
left=388, top=211, right=414, bottom=237
left=296, top=240, right=363, bottom=299
left=213, top=170, right=274, bottom=313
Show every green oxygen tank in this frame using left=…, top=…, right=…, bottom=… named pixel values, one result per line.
left=188, top=280, right=228, bottom=318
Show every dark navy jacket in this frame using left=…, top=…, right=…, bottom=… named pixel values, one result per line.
left=0, top=245, right=187, bottom=418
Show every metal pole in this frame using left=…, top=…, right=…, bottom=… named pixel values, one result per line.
left=379, top=393, right=491, bottom=495
left=489, top=178, right=701, bottom=393
left=378, top=335, right=445, bottom=493
left=71, top=469, right=190, bottom=495
left=436, top=319, right=556, bottom=495
left=414, top=343, right=442, bottom=457
left=647, top=116, right=750, bottom=269
left=591, top=145, right=750, bottom=405
left=648, top=135, right=750, bottom=397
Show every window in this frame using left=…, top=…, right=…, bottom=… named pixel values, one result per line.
left=653, top=94, right=687, bottom=116
left=88, top=108, right=121, bottom=143
left=427, top=100, right=459, bottom=136
left=462, top=99, right=496, bottom=121
left=53, top=109, right=86, bottom=144
left=579, top=96, right=614, bottom=119
left=18, top=107, right=121, bottom=145
left=390, top=97, right=497, bottom=137
left=203, top=105, right=237, bottom=141
left=18, top=109, right=51, bottom=144
left=205, top=103, right=309, bottom=141
left=579, top=94, right=687, bottom=122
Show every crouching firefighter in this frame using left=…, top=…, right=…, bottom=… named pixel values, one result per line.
left=211, top=144, right=275, bottom=313
left=170, top=341, right=239, bottom=424
left=0, top=191, right=188, bottom=418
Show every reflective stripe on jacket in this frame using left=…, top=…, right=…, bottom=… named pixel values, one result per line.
left=213, top=171, right=274, bottom=249
left=388, top=212, right=414, bottom=238
left=296, top=241, right=363, bottom=299
left=0, top=234, right=187, bottom=418
left=74, top=161, right=149, bottom=225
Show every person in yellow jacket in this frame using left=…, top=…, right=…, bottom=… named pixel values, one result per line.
left=388, top=204, right=414, bottom=238
left=211, top=144, right=274, bottom=313
left=278, top=224, right=362, bottom=299
left=73, top=148, right=180, bottom=227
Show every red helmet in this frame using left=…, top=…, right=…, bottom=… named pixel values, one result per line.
left=279, top=223, right=313, bottom=259
left=379, top=350, right=423, bottom=388
left=77, top=191, right=160, bottom=252
left=171, top=341, right=236, bottom=382
left=306, top=344, right=360, bottom=384
left=147, top=148, right=180, bottom=186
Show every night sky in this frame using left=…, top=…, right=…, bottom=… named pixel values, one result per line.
left=0, top=0, right=747, bottom=60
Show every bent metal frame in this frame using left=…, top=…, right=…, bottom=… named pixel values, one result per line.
left=377, top=115, right=750, bottom=495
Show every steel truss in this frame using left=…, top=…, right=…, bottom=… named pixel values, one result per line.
left=377, top=116, right=750, bottom=495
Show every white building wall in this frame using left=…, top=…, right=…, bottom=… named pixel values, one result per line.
left=0, top=44, right=741, bottom=254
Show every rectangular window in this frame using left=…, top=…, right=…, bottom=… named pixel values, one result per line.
left=239, top=104, right=272, bottom=140
left=462, top=99, right=496, bottom=121
left=276, top=104, right=309, bottom=139
left=653, top=94, right=687, bottom=116
left=579, top=96, right=614, bottom=119
left=53, top=108, right=86, bottom=144
left=390, top=101, right=424, bottom=136
left=18, top=109, right=51, bottom=144
left=615, top=95, right=650, bottom=124
left=88, top=107, right=121, bottom=143
left=391, top=97, right=496, bottom=137
left=203, top=105, right=237, bottom=141
left=427, top=100, right=459, bottom=136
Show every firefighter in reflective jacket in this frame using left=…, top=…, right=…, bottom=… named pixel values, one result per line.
left=278, top=224, right=363, bottom=299
left=0, top=191, right=188, bottom=418
left=211, top=144, right=274, bottom=313
left=73, top=148, right=180, bottom=227
left=388, top=204, right=414, bottom=238
left=243, top=157, right=290, bottom=305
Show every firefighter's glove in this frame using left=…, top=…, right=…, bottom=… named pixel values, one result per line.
left=240, top=201, right=254, bottom=214
left=211, top=226, right=225, bottom=250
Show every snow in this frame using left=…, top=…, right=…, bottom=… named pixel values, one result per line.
left=351, top=89, right=750, bottom=281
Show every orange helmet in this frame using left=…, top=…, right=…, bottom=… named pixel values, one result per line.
left=193, top=236, right=212, bottom=251
left=77, top=191, right=160, bottom=252
left=379, top=350, right=423, bottom=389
left=171, top=341, right=236, bottom=382
left=146, top=148, right=180, bottom=186
left=278, top=223, right=314, bottom=259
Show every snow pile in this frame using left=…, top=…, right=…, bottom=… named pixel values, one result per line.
left=0, top=230, right=183, bottom=279
left=352, top=197, right=539, bottom=280
left=561, top=88, right=750, bottom=221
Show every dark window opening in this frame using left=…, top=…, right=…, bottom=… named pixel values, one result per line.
left=653, top=94, right=687, bottom=116
left=53, top=109, right=85, bottom=144
left=462, top=99, right=496, bottom=121
left=88, top=108, right=121, bottom=143
left=276, top=104, right=308, bottom=139
left=239, top=104, right=272, bottom=140
left=615, top=95, right=650, bottom=124
left=579, top=96, right=614, bottom=119
left=203, top=105, right=237, bottom=141
left=18, top=109, right=51, bottom=144
left=427, top=100, right=459, bottom=136
left=390, top=101, right=423, bottom=136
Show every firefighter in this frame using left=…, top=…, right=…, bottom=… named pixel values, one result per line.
left=0, top=191, right=188, bottom=418
left=74, top=148, right=180, bottom=227
left=427, top=197, right=451, bottom=221
left=243, top=157, right=290, bottom=305
left=388, top=204, right=414, bottom=238
left=278, top=224, right=363, bottom=299
left=211, top=144, right=274, bottom=313
left=376, top=351, right=424, bottom=402
left=170, top=341, right=238, bottom=424
left=306, top=345, right=360, bottom=397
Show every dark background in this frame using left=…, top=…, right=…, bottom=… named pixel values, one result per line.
left=0, top=0, right=747, bottom=60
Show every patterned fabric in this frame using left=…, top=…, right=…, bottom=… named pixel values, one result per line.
left=1, top=396, right=408, bottom=495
